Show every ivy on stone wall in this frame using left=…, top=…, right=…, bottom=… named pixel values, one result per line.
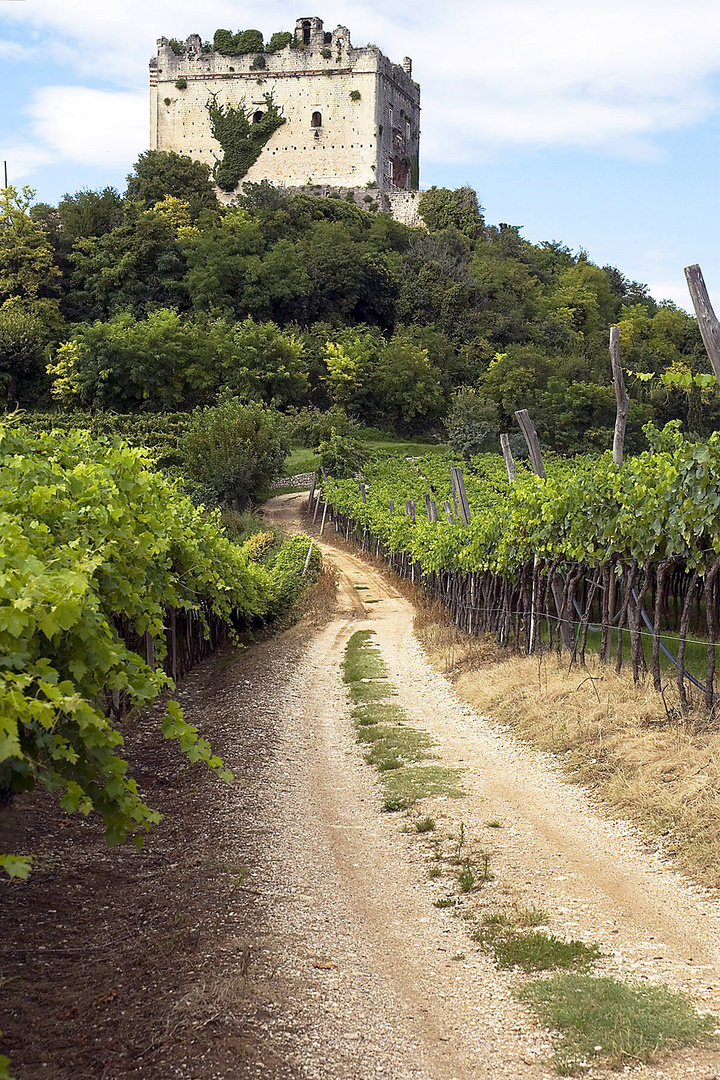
left=206, top=93, right=286, bottom=192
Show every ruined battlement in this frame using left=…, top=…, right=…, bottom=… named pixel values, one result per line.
left=149, top=16, right=420, bottom=198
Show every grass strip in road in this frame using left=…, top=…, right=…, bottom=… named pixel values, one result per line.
left=517, top=974, right=718, bottom=1075
left=472, top=914, right=601, bottom=973
left=352, top=703, right=407, bottom=726
left=343, top=631, right=464, bottom=811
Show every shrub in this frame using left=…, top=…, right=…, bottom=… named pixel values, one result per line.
left=182, top=395, right=290, bottom=509
left=175, top=78, right=187, bottom=90
left=350, top=89, right=361, bottom=101
left=316, top=428, right=368, bottom=479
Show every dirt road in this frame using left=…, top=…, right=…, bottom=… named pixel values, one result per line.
left=3, top=493, right=720, bottom=1079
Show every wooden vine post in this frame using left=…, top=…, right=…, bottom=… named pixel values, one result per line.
left=514, top=411, right=545, bottom=650
left=514, top=410, right=546, bottom=478
left=450, top=466, right=471, bottom=525
left=609, top=326, right=629, bottom=467
left=499, top=433, right=516, bottom=482
left=685, top=264, right=720, bottom=382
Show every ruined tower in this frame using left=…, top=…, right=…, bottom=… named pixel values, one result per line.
left=149, top=17, right=420, bottom=218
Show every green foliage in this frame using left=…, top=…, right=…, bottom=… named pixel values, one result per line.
left=266, top=31, right=293, bottom=53
left=207, top=93, right=286, bottom=191
left=0, top=299, right=49, bottom=403
left=125, top=150, right=218, bottom=215
left=322, top=424, right=720, bottom=577
left=0, top=185, right=60, bottom=302
left=419, top=187, right=485, bottom=239
left=69, top=203, right=187, bottom=320
left=0, top=421, right=319, bottom=865
left=48, top=308, right=231, bottom=409
left=0, top=422, right=269, bottom=844
left=446, top=388, right=501, bottom=459
left=518, top=974, right=717, bottom=1074
left=316, top=428, right=368, bottom=479
left=18, top=411, right=194, bottom=471
left=224, top=316, right=309, bottom=407
left=350, top=89, right=361, bottom=101
left=175, top=78, right=188, bottom=90
left=182, top=396, right=290, bottom=508
left=213, top=28, right=265, bottom=54
left=57, top=187, right=124, bottom=240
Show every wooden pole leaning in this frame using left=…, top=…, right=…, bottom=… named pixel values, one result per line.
left=514, top=410, right=546, bottom=479
left=685, top=264, right=720, bottom=383
left=499, top=433, right=516, bottom=482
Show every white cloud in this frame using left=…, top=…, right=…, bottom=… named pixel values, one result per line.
left=647, top=280, right=693, bottom=312
left=27, top=86, right=147, bottom=168
left=2, top=0, right=720, bottom=163
left=6, top=86, right=147, bottom=182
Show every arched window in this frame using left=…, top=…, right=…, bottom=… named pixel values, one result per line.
left=302, top=20, right=311, bottom=45
left=252, top=111, right=263, bottom=124
left=311, top=111, right=322, bottom=128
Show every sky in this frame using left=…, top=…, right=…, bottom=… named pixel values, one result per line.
left=1, top=0, right=719, bottom=311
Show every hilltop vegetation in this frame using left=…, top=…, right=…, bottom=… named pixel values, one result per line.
left=0, top=153, right=713, bottom=453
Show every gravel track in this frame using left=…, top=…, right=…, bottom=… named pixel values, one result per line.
left=3, top=493, right=720, bottom=1079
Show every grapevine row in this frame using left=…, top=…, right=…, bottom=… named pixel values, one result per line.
left=317, top=424, right=720, bottom=711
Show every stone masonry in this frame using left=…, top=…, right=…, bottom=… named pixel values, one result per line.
left=149, top=16, right=421, bottom=204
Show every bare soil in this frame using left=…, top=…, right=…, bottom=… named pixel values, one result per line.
left=1, top=492, right=719, bottom=1080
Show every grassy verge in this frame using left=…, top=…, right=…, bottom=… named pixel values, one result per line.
left=414, top=600, right=720, bottom=891
left=518, top=974, right=717, bottom=1075
left=343, top=630, right=463, bottom=811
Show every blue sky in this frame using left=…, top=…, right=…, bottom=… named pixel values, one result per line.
left=1, top=0, right=719, bottom=311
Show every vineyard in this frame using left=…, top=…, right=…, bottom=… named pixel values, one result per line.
left=0, top=421, right=319, bottom=866
left=318, top=422, right=720, bottom=711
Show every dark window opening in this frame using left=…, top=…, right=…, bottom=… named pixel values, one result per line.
left=311, top=111, right=322, bottom=128
left=302, top=20, right=311, bottom=45
left=252, top=111, right=263, bottom=124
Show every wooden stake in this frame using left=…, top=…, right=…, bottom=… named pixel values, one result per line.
left=685, top=264, right=720, bottom=383
left=319, top=501, right=328, bottom=536
left=302, top=541, right=315, bottom=576
left=609, top=326, right=629, bottom=466
left=499, top=433, right=516, bottom=482
left=515, top=410, right=546, bottom=478
left=450, top=467, right=471, bottom=525
left=443, top=499, right=454, bottom=524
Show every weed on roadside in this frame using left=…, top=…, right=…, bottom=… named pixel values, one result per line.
left=517, top=905, right=549, bottom=927
left=517, top=973, right=718, bottom=1074
left=382, top=765, right=464, bottom=811
left=457, top=861, right=476, bottom=893
left=415, top=816, right=435, bottom=833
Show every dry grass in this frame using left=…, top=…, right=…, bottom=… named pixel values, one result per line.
left=415, top=607, right=720, bottom=891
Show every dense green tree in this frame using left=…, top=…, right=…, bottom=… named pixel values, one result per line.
left=182, top=396, right=289, bottom=508
left=0, top=299, right=48, bottom=404
left=70, top=203, right=187, bottom=319
left=125, top=150, right=219, bottom=216
left=374, top=334, right=445, bottom=428
left=446, top=389, right=501, bottom=459
left=223, top=317, right=309, bottom=406
left=0, top=186, right=60, bottom=302
left=49, top=309, right=232, bottom=409
left=418, top=187, right=485, bottom=239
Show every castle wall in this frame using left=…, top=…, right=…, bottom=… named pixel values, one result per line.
left=149, top=20, right=420, bottom=197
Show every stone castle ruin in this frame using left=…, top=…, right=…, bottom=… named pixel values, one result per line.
left=149, top=17, right=421, bottom=224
